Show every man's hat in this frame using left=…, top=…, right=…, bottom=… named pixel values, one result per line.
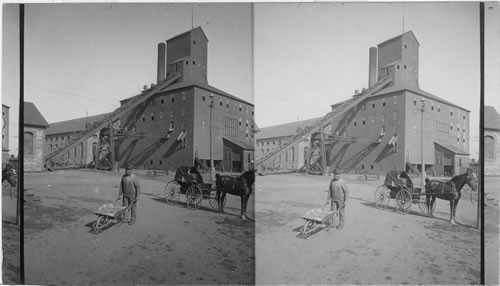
left=124, top=165, right=131, bottom=170
left=333, top=169, right=340, bottom=174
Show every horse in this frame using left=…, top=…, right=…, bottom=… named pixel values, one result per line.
left=425, top=168, right=477, bottom=225
left=215, top=169, right=255, bottom=220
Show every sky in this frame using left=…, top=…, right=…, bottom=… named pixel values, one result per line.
left=2, top=3, right=253, bottom=156
left=254, top=2, right=495, bottom=160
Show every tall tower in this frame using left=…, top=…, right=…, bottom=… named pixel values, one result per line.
left=165, top=27, right=209, bottom=84
left=376, top=31, right=420, bottom=88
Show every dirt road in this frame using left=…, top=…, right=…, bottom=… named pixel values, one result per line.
left=255, top=173, right=481, bottom=285
left=24, top=169, right=254, bottom=285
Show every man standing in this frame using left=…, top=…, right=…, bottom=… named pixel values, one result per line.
left=118, top=166, right=141, bottom=225
left=327, top=169, right=349, bottom=230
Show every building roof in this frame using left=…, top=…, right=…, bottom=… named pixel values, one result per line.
left=256, top=117, right=322, bottom=140
left=121, top=80, right=253, bottom=107
left=160, top=80, right=253, bottom=106
left=485, top=105, right=500, bottom=131
left=24, top=102, right=49, bottom=128
left=223, top=137, right=254, bottom=151
left=46, top=112, right=111, bottom=136
left=378, top=30, right=420, bottom=47
left=167, top=26, right=208, bottom=43
left=372, top=84, right=470, bottom=112
left=434, top=142, right=469, bottom=155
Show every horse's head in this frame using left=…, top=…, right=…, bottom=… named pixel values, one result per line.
left=464, top=169, right=477, bottom=191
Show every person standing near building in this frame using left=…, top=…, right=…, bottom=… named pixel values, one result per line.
left=118, top=166, right=141, bottom=225
left=326, top=169, right=349, bottom=230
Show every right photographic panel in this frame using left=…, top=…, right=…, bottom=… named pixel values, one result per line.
left=253, top=2, right=488, bottom=284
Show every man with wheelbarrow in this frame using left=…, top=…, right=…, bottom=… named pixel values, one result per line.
left=326, top=169, right=349, bottom=230
left=118, top=165, right=141, bottom=225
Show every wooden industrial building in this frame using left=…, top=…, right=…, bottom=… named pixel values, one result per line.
left=258, top=31, right=470, bottom=177
left=45, top=27, right=254, bottom=172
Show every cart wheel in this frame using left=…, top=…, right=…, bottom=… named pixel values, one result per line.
left=186, top=185, right=203, bottom=209
left=418, top=195, right=436, bottom=214
left=164, top=181, right=181, bottom=205
left=91, top=216, right=110, bottom=234
left=208, top=193, right=226, bottom=209
left=374, top=185, right=391, bottom=209
left=395, top=189, right=412, bottom=214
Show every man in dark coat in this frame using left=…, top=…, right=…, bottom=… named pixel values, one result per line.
left=327, top=169, right=349, bottom=230
left=118, top=166, right=141, bottom=225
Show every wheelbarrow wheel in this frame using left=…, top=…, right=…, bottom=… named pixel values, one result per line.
left=298, top=220, right=317, bottom=239
left=91, top=216, right=110, bottom=234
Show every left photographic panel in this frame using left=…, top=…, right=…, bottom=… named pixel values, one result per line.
left=2, top=4, right=22, bottom=285
left=23, top=3, right=255, bottom=285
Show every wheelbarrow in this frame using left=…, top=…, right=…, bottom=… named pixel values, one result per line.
left=90, top=199, right=137, bottom=234
left=297, top=203, right=345, bottom=239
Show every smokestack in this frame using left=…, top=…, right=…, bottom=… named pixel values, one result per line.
left=157, top=42, right=166, bottom=83
left=368, top=47, right=378, bottom=88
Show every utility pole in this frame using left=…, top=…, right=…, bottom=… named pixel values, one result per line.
left=209, top=94, right=215, bottom=181
left=419, top=98, right=426, bottom=186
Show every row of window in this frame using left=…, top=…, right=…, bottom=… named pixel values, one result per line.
left=47, top=135, right=71, bottom=142
left=362, top=96, right=398, bottom=110
left=413, top=97, right=467, bottom=120
left=201, top=94, right=254, bottom=116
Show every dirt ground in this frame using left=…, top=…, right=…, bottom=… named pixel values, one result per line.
left=2, top=184, right=21, bottom=285
left=255, top=173, right=482, bottom=285
left=23, top=169, right=255, bottom=285
left=484, top=176, right=500, bottom=285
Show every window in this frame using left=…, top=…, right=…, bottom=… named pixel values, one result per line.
left=393, top=111, right=397, bottom=121
left=181, top=108, right=186, bottom=117
left=24, top=131, right=34, bottom=155
left=372, top=103, right=375, bottom=109
left=160, top=111, right=164, bottom=119
left=404, top=44, right=407, bottom=49
left=431, top=103, right=434, bottom=111
left=381, top=114, right=385, bottom=123
left=193, top=60, right=196, bottom=65
left=382, top=99, right=386, bottom=107
left=170, top=110, right=174, bottom=118
left=371, top=116, right=375, bottom=124
left=219, top=100, right=223, bottom=107
left=239, top=118, right=242, bottom=126
left=171, top=95, right=175, bottom=103
left=485, top=136, right=495, bottom=160
left=393, top=96, right=397, bottom=105
left=151, top=113, right=155, bottom=121
left=362, top=117, right=366, bottom=125
left=226, top=101, right=229, bottom=108
left=185, top=60, right=188, bottom=65
left=457, top=124, right=460, bottom=131
left=202, top=95, right=205, bottom=102
left=370, top=165, right=374, bottom=170
left=397, top=65, right=400, bottom=69
left=404, top=65, right=407, bottom=69
left=450, top=122, right=453, bottom=130
left=246, top=120, right=249, bottom=127
left=193, top=40, right=196, bottom=45
left=362, top=104, right=365, bottom=110
left=463, top=115, right=466, bottom=120
left=142, top=114, right=145, bottom=122
left=413, top=98, right=417, bottom=106
left=159, top=160, right=163, bottom=166
left=450, top=109, right=453, bottom=116
left=161, top=98, right=164, bottom=104
left=239, top=104, right=242, bottom=112
left=361, top=164, right=364, bottom=170
left=169, top=121, right=175, bottom=131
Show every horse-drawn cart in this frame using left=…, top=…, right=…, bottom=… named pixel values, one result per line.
left=164, top=166, right=224, bottom=209
left=374, top=170, right=432, bottom=214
